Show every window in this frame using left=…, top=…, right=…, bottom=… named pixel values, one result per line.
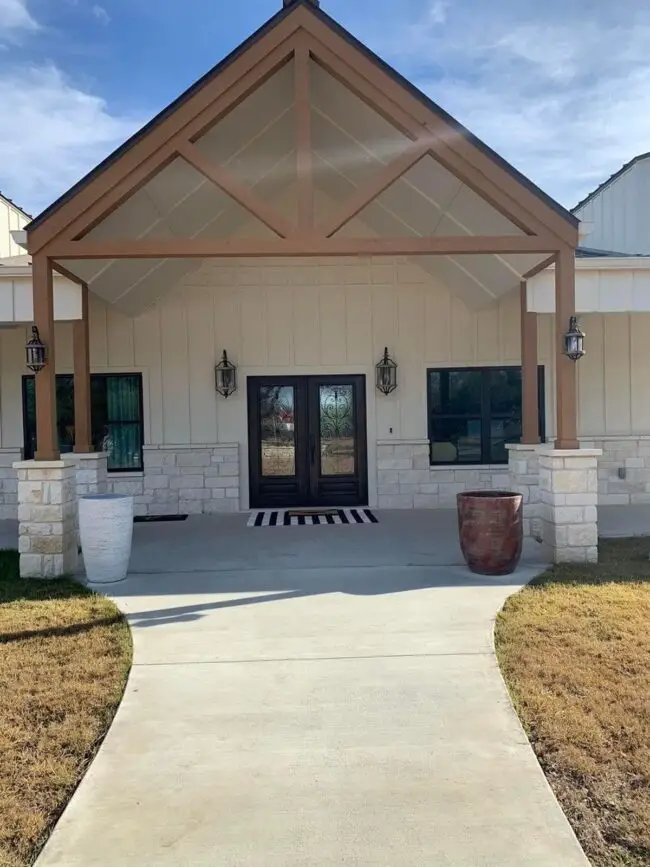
left=23, top=374, right=144, bottom=472
left=427, top=366, right=545, bottom=465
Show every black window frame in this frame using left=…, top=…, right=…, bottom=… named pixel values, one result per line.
left=427, top=365, right=546, bottom=466
left=22, top=372, right=145, bottom=473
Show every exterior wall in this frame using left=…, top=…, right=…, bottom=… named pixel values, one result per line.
left=0, top=257, right=650, bottom=513
left=377, top=441, right=510, bottom=509
left=574, top=158, right=650, bottom=254
left=580, top=437, right=650, bottom=505
left=0, top=197, right=29, bottom=259
left=106, top=445, right=240, bottom=516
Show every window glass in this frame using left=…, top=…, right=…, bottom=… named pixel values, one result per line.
left=23, top=374, right=144, bottom=472
left=428, top=366, right=544, bottom=465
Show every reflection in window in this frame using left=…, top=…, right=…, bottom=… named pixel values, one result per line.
left=260, top=385, right=296, bottom=477
left=319, top=385, right=356, bottom=476
left=427, top=366, right=545, bottom=465
left=23, top=374, right=144, bottom=472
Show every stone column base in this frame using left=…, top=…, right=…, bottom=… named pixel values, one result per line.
left=539, top=448, right=602, bottom=564
left=507, top=443, right=542, bottom=538
left=69, top=452, right=108, bottom=498
left=14, top=460, right=78, bottom=579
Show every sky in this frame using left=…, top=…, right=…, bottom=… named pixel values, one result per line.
left=1, top=0, right=650, bottom=216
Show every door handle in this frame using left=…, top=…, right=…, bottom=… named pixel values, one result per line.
left=310, top=434, right=316, bottom=465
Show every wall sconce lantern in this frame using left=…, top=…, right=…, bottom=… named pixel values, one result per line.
left=563, top=316, right=585, bottom=362
left=25, top=326, right=47, bottom=373
left=215, top=350, right=238, bottom=398
left=376, top=347, right=398, bottom=395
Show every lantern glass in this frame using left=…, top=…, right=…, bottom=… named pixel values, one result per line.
left=564, top=316, right=585, bottom=362
left=25, top=326, right=47, bottom=373
left=376, top=347, right=398, bottom=395
left=215, top=350, right=237, bottom=398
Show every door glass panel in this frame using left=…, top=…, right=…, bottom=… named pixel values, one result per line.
left=259, top=386, right=296, bottom=477
left=319, top=384, right=355, bottom=476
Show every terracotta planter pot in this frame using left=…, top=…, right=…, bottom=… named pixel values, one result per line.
left=457, top=491, right=523, bottom=576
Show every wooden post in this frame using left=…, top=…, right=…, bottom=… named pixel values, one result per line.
left=32, top=254, right=59, bottom=461
left=554, top=247, right=579, bottom=449
left=295, top=40, right=314, bottom=230
left=520, top=281, right=540, bottom=444
left=73, top=283, right=92, bottom=453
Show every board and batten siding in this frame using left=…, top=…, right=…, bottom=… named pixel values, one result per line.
left=0, top=197, right=29, bottom=259
left=1, top=257, right=650, bottom=501
left=574, top=157, right=650, bottom=255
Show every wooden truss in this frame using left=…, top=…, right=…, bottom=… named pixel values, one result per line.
left=26, top=1, right=580, bottom=460
left=28, top=5, right=578, bottom=259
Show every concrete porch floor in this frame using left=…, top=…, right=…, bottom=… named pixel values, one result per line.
left=14, top=508, right=597, bottom=866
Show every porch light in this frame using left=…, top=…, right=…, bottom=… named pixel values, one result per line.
left=376, top=347, right=398, bottom=395
left=215, top=350, right=237, bottom=398
left=25, top=326, right=47, bottom=373
left=563, top=316, right=585, bottom=362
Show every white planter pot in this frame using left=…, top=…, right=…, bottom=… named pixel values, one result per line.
left=79, top=494, right=134, bottom=584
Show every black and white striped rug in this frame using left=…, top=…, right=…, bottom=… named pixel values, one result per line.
left=247, top=508, right=378, bottom=527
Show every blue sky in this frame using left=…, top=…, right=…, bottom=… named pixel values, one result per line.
left=2, top=0, right=650, bottom=215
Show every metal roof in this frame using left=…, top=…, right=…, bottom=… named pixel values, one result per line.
left=573, top=152, right=650, bottom=214
left=0, top=191, right=32, bottom=220
left=26, top=0, right=578, bottom=234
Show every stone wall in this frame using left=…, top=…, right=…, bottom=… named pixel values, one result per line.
left=105, top=444, right=240, bottom=516
left=581, top=436, right=650, bottom=505
left=15, top=459, right=78, bottom=579
left=539, top=448, right=600, bottom=564
left=0, top=448, right=21, bottom=519
left=376, top=440, right=511, bottom=509
left=507, top=444, right=542, bottom=538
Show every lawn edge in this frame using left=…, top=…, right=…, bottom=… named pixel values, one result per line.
left=490, top=573, right=592, bottom=866
left=29, top=585, right=134, bottom=866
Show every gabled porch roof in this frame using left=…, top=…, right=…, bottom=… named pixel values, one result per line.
left=24, top=0, right=578, bottom=316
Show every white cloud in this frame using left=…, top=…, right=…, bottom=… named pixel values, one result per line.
left=0, top=0, right=39, bottom=38
left=91, top=4, right=110, bottom=25
left=364, top=2, right=650, bottom=207
left=0, top=65, right=144, bottom=214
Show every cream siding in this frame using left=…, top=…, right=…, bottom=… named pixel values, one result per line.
left=1, top=256, right=650, bottom=507
left=575, top=157, right=650, bottom=254
left=0, top=196, right=29, bottom=259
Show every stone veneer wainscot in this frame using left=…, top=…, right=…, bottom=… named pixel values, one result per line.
left=106, top=444, right=240, bottom=516
left=377, top=440, right=511, bottom=509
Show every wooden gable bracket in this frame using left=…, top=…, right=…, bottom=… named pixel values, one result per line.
left=31, top=4, right=577, bottom=263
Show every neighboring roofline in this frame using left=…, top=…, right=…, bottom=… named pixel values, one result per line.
left=26, top=0, right=578, bottom=234
left=536, top=256, right=650, bottom=274
left=573, top=152, right=650, bottom=214
left=0, top=191, right=32, bottom=221
left=576, top=246, right=642, bottom=258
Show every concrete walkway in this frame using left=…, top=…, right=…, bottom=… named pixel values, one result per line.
left=35, top=511, right=589, bottom=866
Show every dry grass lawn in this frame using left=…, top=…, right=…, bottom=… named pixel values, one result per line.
left=0, top=550, right=132, bottom=867
left=496, top=537, right=650, bottom=867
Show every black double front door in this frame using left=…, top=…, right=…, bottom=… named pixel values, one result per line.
left=248, top=375, right=368, bottom=509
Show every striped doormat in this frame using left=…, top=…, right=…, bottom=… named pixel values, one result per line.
left=248, top=508, right=378, bottom=527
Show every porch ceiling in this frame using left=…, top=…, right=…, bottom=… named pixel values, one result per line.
left=53, top=59, right=551, bottom=316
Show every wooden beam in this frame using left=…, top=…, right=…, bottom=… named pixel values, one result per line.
left=523, top=254, right=555, bottom=280
left=295, top=39, right=314, bottom=229
left=51, top=260, right=85, bottom=286
left=47, top=234, right=562, bottom=260
left=321, top=140, right=431, bottom=237
left=305, top=31, right=578, bottom=247
left=28, top=37, right=297, bottom=254
left=32, top=254, right=59, bottom=461
left=177, top=142, right=294, bottom=238
left=554, top=247, right=579, bottom=449
left=520, top=281, right=540, bottom=444
left=73, top=283, right=92, bottom=454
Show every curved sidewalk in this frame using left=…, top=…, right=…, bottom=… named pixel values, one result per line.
left=36, top=512, right=590, bottom=866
